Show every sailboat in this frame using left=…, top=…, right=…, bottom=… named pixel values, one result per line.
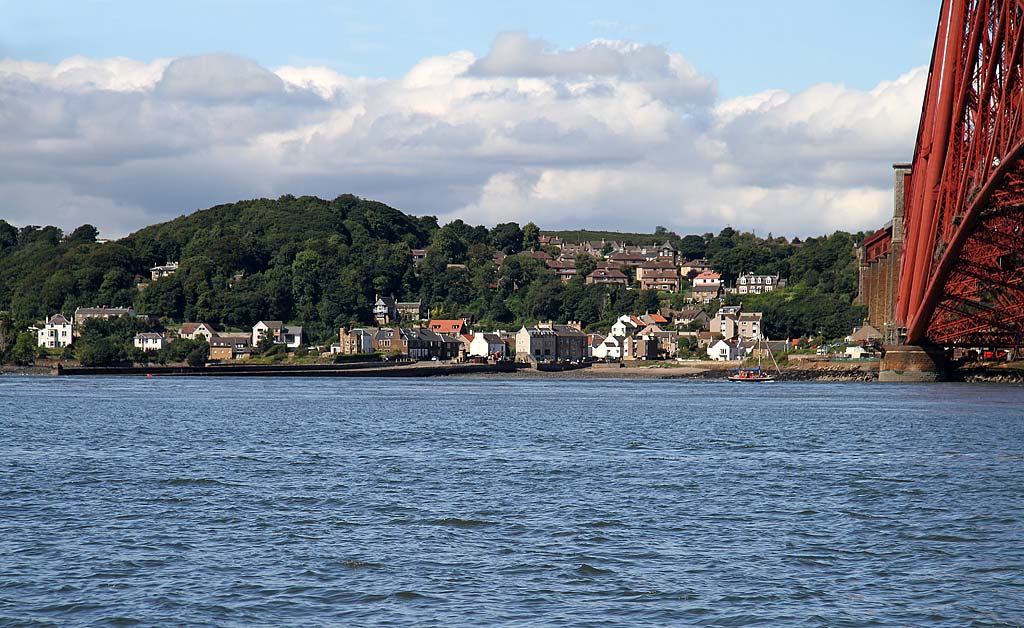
left=727, top=336, right=781, bottom=382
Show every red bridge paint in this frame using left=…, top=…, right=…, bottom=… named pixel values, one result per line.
left=897, top=0, right=1024, bottom=348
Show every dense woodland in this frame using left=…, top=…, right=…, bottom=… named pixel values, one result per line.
left=0, top=194, right=867, bottom=360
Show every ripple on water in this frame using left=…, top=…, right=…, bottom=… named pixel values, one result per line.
left=0, top=377, right=1022, bottom=627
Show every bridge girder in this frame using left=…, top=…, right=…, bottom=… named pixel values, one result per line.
left=899, top=0, right=1024, bottom=347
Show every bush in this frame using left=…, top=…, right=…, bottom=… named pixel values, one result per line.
left=77, top=336, right=126, bottom=367
left=186, top=345, right=208, bottom=367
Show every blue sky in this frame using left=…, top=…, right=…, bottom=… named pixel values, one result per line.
left=0, top=1, right=941, bottom=237
left=1, top=0, right=937, bottom=97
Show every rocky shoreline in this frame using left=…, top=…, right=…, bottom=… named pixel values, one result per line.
left=5, top=360, right=1022, bottom=384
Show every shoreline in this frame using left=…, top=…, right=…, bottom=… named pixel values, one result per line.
left=3, top=360, right=1021, bottom=384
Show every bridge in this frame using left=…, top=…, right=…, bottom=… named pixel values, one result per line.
left=860, top=0, right=1024, bottom=379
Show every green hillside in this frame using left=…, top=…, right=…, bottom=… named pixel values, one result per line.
left=0, top=195, right=867, bottom=353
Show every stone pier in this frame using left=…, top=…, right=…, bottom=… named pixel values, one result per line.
left=878, top=345, right=949, bottom=382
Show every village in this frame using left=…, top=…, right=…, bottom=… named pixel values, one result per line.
left=28, top=236, right=885, bottom=369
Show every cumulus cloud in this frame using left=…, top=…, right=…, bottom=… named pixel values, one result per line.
left=0, top=41, right=926, bottom=239
left=156, top=54, right=286, bottom=102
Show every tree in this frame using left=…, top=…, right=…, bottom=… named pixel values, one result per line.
left=9, top=332, right=36, bottom=365
left=678, top=235, right=707, bottom=260
left=574, top=253, right=597, bottom=280
left=490, top=222, right=524, bottom=254
left=431, top=224, right=468, bottom=263
left=76, top=336, right=125, bottom=366
left=67, top=224, right=99, bottom=245
left=522, top=222, right=541, bottom=251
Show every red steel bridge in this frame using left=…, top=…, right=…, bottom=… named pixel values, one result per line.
left=866, top=0, right=1024, bottom=349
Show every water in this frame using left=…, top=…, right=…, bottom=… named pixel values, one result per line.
left=1, top=377, right=1022, bottom=627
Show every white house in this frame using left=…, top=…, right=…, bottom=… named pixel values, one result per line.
left=253, top=321, right=303, bottom=349
left=37, top=314, right=73, bottom=348
left=134, top=332, right=165, bottom=352
left=469, top=332, right=506, bottom=358
left=179, top=322, right=217, bottom=343
left=736, top=273, right=780, bottom=295
left=592, top=335, right=624, bottom=360
left=150, top=261, right=179, bottom=281
left=844, top=345, right=874, bottom=359
left=610, top=314, right=645, bottom=338
left=707, top=339, right=741, bottom=361
left=253, top=320, right=283, bottom=346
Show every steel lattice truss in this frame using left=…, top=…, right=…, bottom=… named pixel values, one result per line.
left=899, top=0, right=1024, bottom=347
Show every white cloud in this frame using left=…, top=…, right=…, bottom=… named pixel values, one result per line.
left=0, top=41, right=926, bottom=239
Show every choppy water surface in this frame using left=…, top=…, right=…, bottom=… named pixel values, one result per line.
left=1, top=377, right=1023, bottom=627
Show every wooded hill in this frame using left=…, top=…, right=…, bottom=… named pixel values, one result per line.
left=0, top=194, right=867, bottom=344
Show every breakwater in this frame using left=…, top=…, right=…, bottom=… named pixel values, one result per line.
left=57, top=361, right=519, bottom=377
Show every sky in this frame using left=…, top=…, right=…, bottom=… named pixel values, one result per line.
left=0, top=1, right=940, bottom=238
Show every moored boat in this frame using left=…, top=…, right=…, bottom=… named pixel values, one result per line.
left=727, top=367, right=775, bottom=382
left=729, top=336, right=781, bottom=382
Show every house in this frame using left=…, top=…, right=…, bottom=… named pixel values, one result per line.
left=516, top=325, right=557, bottom=362
left=696, top=330, right=723, bottom=348
left=73, top=306, right=135, bottom=335
left=469, top=332, right=507, bottom=359
left=179, top=322, right=217, bottom=343
left=592, top=335, right=624, bottom=360
left=36, top=314, right=73, bottom=348
left=638, top=269, right=681, bottom=292
left=583, top=240, right=621, bottom=256
left=638, top=325, right=678, bottom=358
left=545, top=259, right=577, bottom=282
left=689, top=271, right=722, bottom=303
left=411, top=249, right=427, bottom=264
left=737, top=312, right=764, bottom=340
left=673, top=308, right=710, bottom=329
left=372, top=327, right=401, bottom=353
left=134, top=332, right=165, bottom=352
left=680, top=258, right=713, bottom=278
left=845, top=345, right=876, bottom=359
left=586, top=269, right=628, bottom=286
left=374, top=297, right=399, bottom=325
left=707, top=339, right=741, bottom=361
left=587, top=333, right=606, bottom=358
left=636, top=260, right=677, bottom=281
left=552, top=324, right=587, bottom=362
left=611, top=314, right=647, bottom=338
left=282, top=326, right=304, bottom=349
left=339, top=327, right=375, bottom=354
left=692, top=271, right=721, bottom=289
left=409, top=329, right=459, bottom=360
left=712, top=307, right=762, bottom=340
left=630, top=334, right=661, bottom=360
left=455, top=333, right=474, bottom=360
left=607, top=252, right=647, bottom=268
left=429, top=319, right=466, bottom=335
left=747, top=339, right=788, bottom=360
left=656, top=240, right=679, bottom=263
left=847, top=323, right=883, bottom=344
left=641, top=312, right=669, bottom=326
left=149, top=261, right=179, bottom=281
left=396, top=301, right=425, bottom=320
left=736, top=272, right=781, bottom=295
left=209, top=333, right=252, bottom=360
left=519, top=250, right=552, bottom=261
left=252, top=321, right=303, bottom=349
left=253, top=320, right=284, bottom=346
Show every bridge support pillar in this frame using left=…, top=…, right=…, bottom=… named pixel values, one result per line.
left=879, top=345, right=949, bottom=382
